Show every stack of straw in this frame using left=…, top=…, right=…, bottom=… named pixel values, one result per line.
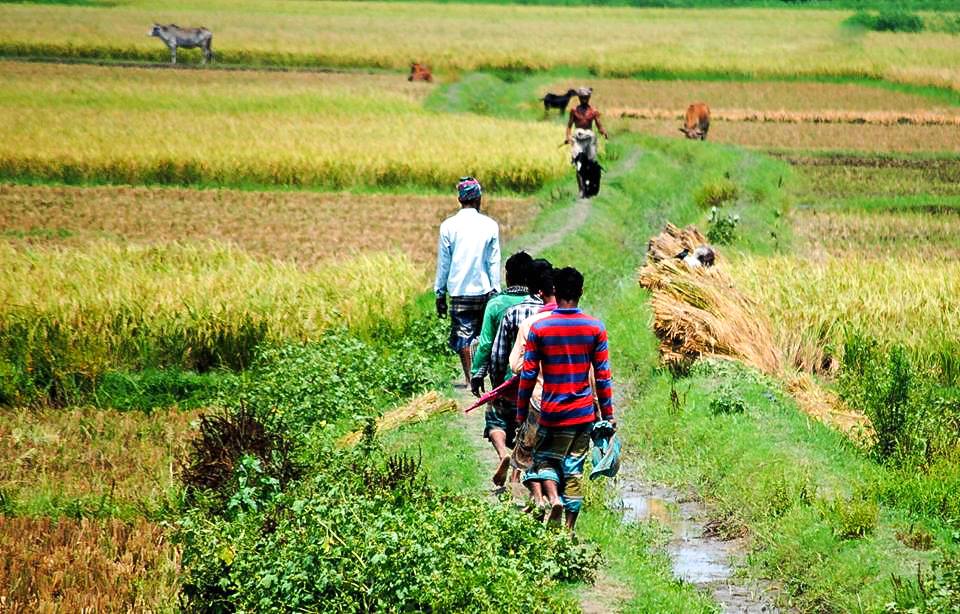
left=638, top=223, right=781, bottom=375
left=639, top=223, right=871, bottom=439
left=338, top=391, right=458, bottom=447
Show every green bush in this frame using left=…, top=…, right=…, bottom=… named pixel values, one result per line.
left=888, top=550, right=960, bottom=613
left=178, top=447, right=599, bottom=613
left=694, top=178, right=738, bottom=209
left=710, top=382, right=748, bottom=415
left=839, top=334, right=960, bottom=465
left=818, top=494, right=878, bottom=540
left=707, top=206, right=740, bottom=245
left=845, top=10, right=925, bottom=33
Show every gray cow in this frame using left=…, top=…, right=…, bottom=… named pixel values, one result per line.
left=149, top=24, right=213, bottom=64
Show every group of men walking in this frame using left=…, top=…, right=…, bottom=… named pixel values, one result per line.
left=435, top=176, right=615, bottom=531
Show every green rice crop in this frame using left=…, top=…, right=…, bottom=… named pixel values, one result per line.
left=0, top=242, right=424, bottom=405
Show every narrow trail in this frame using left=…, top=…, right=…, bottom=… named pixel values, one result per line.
left=522, top=148, right=642, bottom=256
left=454, top=145, right=781, bottom=613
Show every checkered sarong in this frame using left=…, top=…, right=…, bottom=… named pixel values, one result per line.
left=448, top=294, right=491, bottom=352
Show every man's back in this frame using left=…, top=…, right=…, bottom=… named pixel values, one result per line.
left=518, top=307, right=613, bottom=428
left=435, top=208, right=500, bottom=297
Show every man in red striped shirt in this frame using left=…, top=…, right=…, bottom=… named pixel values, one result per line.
left=517, top=267, right=615, bottom=530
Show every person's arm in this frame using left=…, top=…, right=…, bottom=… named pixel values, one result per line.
left=487, top=228, right=501, bottom=292
left=565, top=110, right=574, bottom=143
left=434, top=226, right=451, bottom=318
left=509, top=320, right=527, bottom=376
left=595, top=112, right=609, bottom=139
left=516, top=328, right=542, bottom=423
left=471, top=302, right=498, bottom=380
left=591, top=324, right=614, bottom=421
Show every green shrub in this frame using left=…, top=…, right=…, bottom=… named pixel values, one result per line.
left=178, top=447, right=599, bottom=613
left=845, top=10, right=925, bottom=33
left=707, top=206, right=740, bottom=245
left=839, top=334, right=960, bottom=465
left=888, top=551, right=960, bottom=613
left=818, top=494, right=879, bottom=540
left=710, top=382, right=747, bottom=415
left=694, top=179, right=738, bottom=209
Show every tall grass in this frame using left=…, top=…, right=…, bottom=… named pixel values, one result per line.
left=0, top=242, right=424, bottom=405
left=0, top=63, right=566, bottom=192
left=729, top=254, right=960, bottom=383
left=1, top=1, right=960, bottom=89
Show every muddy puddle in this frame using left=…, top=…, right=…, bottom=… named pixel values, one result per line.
left=619, top=483, right=782, bottom=613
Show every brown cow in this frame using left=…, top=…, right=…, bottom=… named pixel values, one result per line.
left=408, top=63, right=433, bottom=82
left=680, top=103, right=710, bottom=140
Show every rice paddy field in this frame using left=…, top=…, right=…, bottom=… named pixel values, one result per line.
left=3, top=0, right=960, bottom=89
left=0, top=62, right=566, bottom=191
left=3, top=0, right=960, bottom=610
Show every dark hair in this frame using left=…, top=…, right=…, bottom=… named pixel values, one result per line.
left=505, top=251, right=533, bottom=287
left=527, top=258, right=554, bottom=296
left=554, top=267, right=584, bottom=302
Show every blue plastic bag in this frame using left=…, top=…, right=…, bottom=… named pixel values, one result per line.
left=590, top=420, right=621, bottom=480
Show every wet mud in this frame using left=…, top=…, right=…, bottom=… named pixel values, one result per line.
left=620, top=482, right=783, bottom=614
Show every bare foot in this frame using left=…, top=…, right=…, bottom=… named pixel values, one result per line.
left=492, top=456, right=511, bottom=487
left=546, top=500, right=564, bottom=527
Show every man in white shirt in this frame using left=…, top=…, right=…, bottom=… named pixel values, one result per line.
left=435, top=176, right=501, bottom=385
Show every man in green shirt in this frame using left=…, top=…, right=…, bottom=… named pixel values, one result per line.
left=470, top=251, right=533, bottom=484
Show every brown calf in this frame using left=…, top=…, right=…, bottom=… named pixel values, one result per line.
left=408, top=63, right=433, bottom=82
left=680, top=102, right=710, bottom=140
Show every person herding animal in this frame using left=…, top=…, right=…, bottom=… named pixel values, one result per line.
left=565, top=87, right=609, bottom=165
left=435, top=177, right=501, bottom=387
left=149, top=24, right=213, bottom=65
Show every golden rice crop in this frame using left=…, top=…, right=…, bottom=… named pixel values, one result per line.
left=0, top=406, right=197, bottom=513
left=793, top=209, right=960, bottom=260
left=0, top=242, right=423, bottom=404
left=0, top=63, right=566, bottom=192
left=728, top=254, right=960, bottom=380
left=553, top=79, right=948, bottom=114
left=0, top=184, right=538, bottom=267
left=618, top=118, right=960, bottom=153
left=1, top=1, right=959, bottom=90
left=0, top=517, right=179, bottom=613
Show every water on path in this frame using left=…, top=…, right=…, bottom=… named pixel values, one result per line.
left=620, top=482, right=783, bottom=614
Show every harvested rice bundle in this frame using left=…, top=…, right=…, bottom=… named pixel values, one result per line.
left=639, top=223, right=871, bottom=439
left=339, top=391, right=457, bottom=447
left=639, top=223, right=781, bottom=375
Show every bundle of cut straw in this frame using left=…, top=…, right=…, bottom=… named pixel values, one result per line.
left=639, top=224, right=781, bottom=375
left=639, top=223, right=871, bottom=439
left=338, top=391, right=457, bottom=447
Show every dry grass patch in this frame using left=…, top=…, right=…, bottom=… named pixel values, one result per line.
left=556, top=79, right=948, bottom=113
left=0, top=185, right=537, bottom=267
left=0, top=407, right=197, bottom=514
left=618, top=118, right=960, bottom=153
left=793, top=209, right=960, bottom=260
left=0, top=517, right=179, bottom=613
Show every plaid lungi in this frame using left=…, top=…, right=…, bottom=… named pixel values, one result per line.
left=528, top=422, right=592, bottom=513
left=448, top=294, right=492, bottom=352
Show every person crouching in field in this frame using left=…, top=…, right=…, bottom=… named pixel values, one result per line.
left=469, top=251, right=534, bottom=486
left=517, top=267, right=615, bottom=530
left=435, top=177, right=501, bottom=386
